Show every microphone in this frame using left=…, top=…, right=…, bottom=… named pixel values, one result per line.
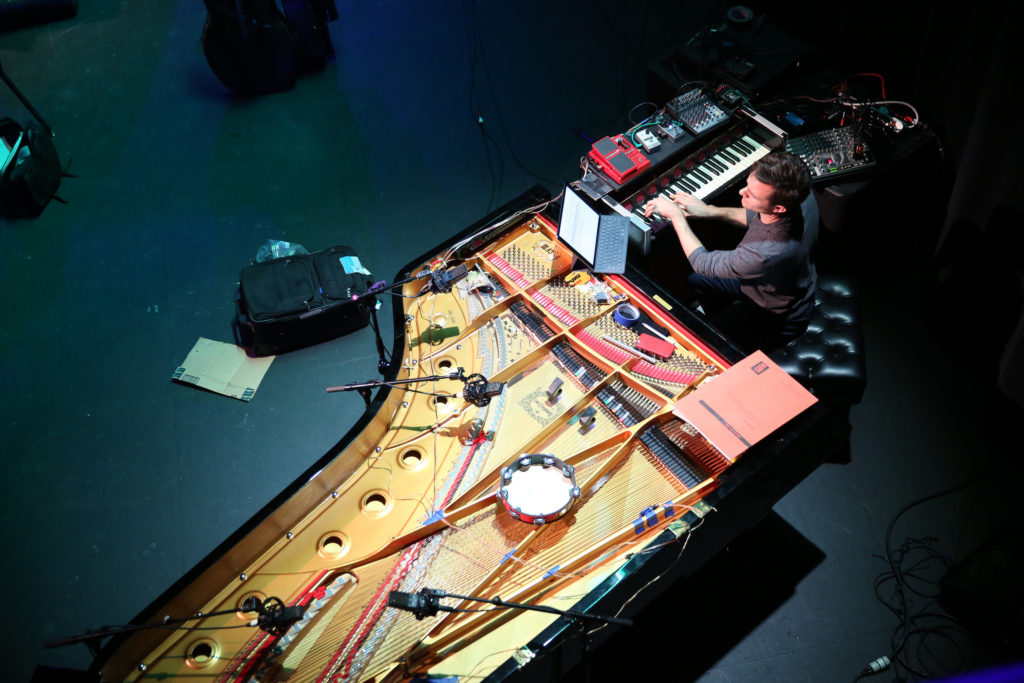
left=461, top=374, right=505, bottom=407
left=240, top=596, right=263, bottom=613
left=246, top=596, right=307, bottom=636
left=387, top=589, right=455, bottom=620
left=429, top=264, right=469, bottom=293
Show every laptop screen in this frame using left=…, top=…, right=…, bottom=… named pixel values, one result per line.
left=556, top=185, right=601, bottom=268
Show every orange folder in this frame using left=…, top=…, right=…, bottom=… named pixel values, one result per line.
left=672, top=350, right=818, bottom=461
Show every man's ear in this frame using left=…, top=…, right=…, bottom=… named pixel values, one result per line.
left=771, top=204, right=788, bottom=215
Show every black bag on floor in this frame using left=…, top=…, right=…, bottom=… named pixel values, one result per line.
left=236, top=245, right=373, bottom=356
left=0, top=60, right=67, bottom=217
left=1, top=117, right=63, bottom=217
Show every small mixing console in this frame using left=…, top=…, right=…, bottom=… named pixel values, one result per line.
left=666, top=89, right=730, bottom=135
left=786, top=126, right=876, bottom=181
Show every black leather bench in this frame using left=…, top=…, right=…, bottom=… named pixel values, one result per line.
left=770, top=273, right=867, bottom=407
left=768, top=273, right=866, bottom=463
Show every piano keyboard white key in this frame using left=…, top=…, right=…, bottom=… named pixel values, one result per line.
left=649, top=135, right=770, bottom=208
left=690, top=136, right=770, bottom=199
left=621, top=126, right=781, bottom=226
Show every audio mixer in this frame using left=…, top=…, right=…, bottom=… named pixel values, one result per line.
left=786, top=126, right=876, bottom=181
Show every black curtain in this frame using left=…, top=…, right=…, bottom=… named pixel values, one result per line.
left=921, top=1, right=1024, bottom=408
left=765, top=0, right=1024, bottom=406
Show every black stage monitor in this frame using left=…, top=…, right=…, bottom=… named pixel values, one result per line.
left=557, top=184, right=629, bottom=274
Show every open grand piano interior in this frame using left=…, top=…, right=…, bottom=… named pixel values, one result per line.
left=5, top=2, right=1024, bottom=682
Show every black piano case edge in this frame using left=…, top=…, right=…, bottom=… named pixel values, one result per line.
left=235, top=244, right=372, bottom=356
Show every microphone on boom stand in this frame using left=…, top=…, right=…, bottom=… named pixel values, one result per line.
left=347, top=263, right=468, bottom=375
left=244, top=597, right=307, bottom=636
left=385, top=586, right=634, bottom=683
left=427, top=264, right=468, bottom=293
left=385, top=586, right=633, bottom=627
left=44, top=594, right=308, bottom=653
left=326, top=367, right=504, bottom=408
left=386, top=589, right=458, bottom=620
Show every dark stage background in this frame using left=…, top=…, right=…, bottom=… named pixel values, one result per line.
left=3, top=1, right=1022, bottom=681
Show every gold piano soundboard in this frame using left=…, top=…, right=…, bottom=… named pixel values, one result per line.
left=97, top=213, right=761, bottom=683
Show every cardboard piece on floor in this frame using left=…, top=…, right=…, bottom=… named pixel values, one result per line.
left=171, top=338, right=274, bottom=402
left=672, top=350, right=817, bottom=461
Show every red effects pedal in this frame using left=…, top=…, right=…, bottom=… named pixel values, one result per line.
left=588, top=135, right=650, bottom=185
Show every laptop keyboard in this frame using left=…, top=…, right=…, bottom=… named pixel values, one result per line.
left=593, top=215, right=629, bottom=273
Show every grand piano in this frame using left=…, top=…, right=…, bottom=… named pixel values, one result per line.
left=60, top=95, right=837, bottom=683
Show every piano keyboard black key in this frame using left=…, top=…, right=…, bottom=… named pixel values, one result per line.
left=719, top=148, right=740, bottom=164
left=676, top=177, right=699, bottom=193
left=734, top=137, right=755, bottom=154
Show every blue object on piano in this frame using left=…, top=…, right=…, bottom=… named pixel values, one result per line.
left=613, top=303, right=640, bottom=328
left=422, top=510, right=445, bottom=525
left=632, top=516, right=645, bottom=535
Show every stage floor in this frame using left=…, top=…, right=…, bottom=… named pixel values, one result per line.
left=3, top=3, right=1020, bottom=682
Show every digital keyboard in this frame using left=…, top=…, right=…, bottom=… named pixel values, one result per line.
left=574, top=96, right=787, bottom=257
left=604, top=111, right=786, bottom=255
left=619, top=126, right=775, bottom=221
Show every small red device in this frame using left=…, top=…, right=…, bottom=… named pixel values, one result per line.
left=636, top=333, right=674, bottom=361
left=588, top=135, right=650, bottom=185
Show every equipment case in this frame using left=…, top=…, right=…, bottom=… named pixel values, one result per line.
left=236, top=245, right=372, bottom=356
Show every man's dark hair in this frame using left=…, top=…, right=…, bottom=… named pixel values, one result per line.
left=751, top=152, right=811, bottom=209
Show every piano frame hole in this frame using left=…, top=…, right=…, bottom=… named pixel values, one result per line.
left=399, top=448, right=426, bottom=471
left=185, top=639, right=218, bottom=669
left=236, top=591, right=267, bottom=620
left=318, top=532, right=350, bottom=559
left=361, top=491, right=392, bottom=517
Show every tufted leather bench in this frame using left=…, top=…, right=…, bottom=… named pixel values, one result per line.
left=770, top=274, right=867, bottom=407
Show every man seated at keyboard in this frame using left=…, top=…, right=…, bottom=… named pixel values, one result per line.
left=644, top=151, right=817, bottom=352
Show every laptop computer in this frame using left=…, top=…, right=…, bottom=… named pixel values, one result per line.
left=556, top=184, right=629, bottom=274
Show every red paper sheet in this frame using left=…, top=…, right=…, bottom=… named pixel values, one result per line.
left=672, top=351, right=818, bottom=461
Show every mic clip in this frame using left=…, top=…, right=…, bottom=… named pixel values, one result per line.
left=429, top=264, right=469, bottom=293
left=461, top=373, right=505, bottom=407
left=254, top=596, right=307, bottom=636
left=387, top=588, right=450, bottom=620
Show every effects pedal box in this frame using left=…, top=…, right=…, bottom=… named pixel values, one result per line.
left=723, top=58, right=756, bottom=80
left=719, top=87, right=743, bottom=106
left=588, top=135, right=650, bottom=185
left=635, top=128, right=660, bottom=153
left=657, top=120, right=686, bottom=141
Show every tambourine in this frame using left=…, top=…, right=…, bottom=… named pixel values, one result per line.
left=497, top=454, right=581, bottom=525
